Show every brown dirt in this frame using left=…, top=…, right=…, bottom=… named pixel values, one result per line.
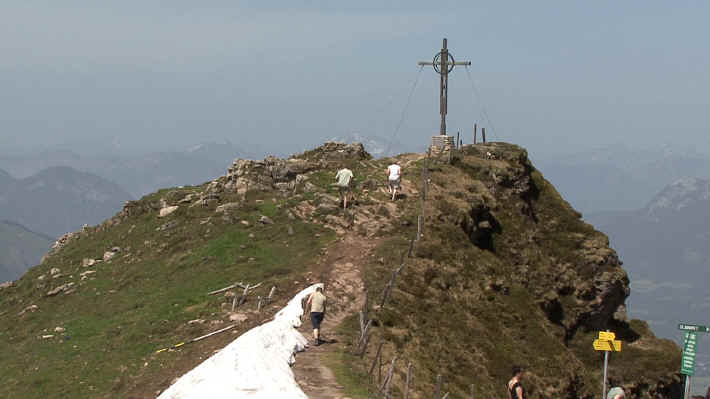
left=292, top=233, right=380, bottom=399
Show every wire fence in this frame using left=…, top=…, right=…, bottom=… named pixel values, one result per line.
left=353, top=151, right=484, bottom=399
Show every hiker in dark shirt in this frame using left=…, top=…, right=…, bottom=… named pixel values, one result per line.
left=507, top=366, right=524, bottom=399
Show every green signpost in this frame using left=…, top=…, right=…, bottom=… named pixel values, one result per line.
left=681, top=332, right=697, bottom=376
left=678, top=323, right=708, bottom=399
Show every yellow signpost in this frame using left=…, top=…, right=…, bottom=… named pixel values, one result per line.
left=593, top=331, right=622, bottom=399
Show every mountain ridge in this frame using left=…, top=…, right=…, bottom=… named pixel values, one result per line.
left=0, top=141, right=682, bottom=398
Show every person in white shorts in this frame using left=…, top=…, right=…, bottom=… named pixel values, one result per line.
left=386, top=161, right=402, bottom=201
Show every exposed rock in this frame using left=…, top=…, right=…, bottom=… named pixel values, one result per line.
left=41, top=335, right=54, bottom=339
left=316, top=200, right=339, bottom=213
left=82, top=258, right=99, bottom=267
left=103, top=251, right=117, bottom=261
left=157, top=220, right=179, bottom=231
left=54, top=327, right=66, bottom=333
left=159, top=206, right=179, bottom=217
left=0, top=281, right=12, bottom=290
left=293, top=141, right=371, bottom=162
left=37, top=274, right=46, bottom=281
left=50, top=268, right=61, bottom=276
left=80, top=270, right=96, bottom=280
left=240, top=220, right=250, bottom=226
left=178, top=193, right=197, bottom=204
left=259, top=215, right=274, bottom=225
left=46, top=282, right=74, bottom=296
left=228, top=312, right=249, bottom=323
left=111, top=246, right=121, bottom=253
left=325, top=215, right=349, bottom=228
left=287, top=226, right=294, bottom=236
left=187, top=319, right=206, bottom=325
left=303, top=182, right=316, bottom=192
left=216, top=202, right=240, bottom=214
left=18, top=304, right=38, bottom=315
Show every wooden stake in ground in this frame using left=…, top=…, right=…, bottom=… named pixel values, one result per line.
left=434, top=374, right=442, bottom=399
left=368, top=341, right=384, bottom=379
left=382, top=354, right=398, bottom=398
left=404, top=362, right=413, bottom=399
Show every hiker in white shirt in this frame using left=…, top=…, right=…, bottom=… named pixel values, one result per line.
left=386, top=161, right=402, bottom=201
left=335, top=166, right=354, bottom=209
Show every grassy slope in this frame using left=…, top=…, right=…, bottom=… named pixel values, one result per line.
left=0, top=142, right=682, bottom=399
left=0, top=186, right=334, bottom=399
left=331, top=143, right=681, bottom=399
left=0, top=221, right=52, bottom=282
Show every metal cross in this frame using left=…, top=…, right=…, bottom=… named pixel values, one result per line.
left=417, top=38, right=471, bottom=135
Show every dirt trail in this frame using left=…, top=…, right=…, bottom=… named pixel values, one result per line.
left=293, top=233, right=378, bottom=399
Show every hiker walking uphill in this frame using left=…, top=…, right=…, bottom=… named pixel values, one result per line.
left=386, top=161, right=402, bottom=201
left=306, top=286, right=327, bottom=346
left=335, top=165, right=354, bottom=209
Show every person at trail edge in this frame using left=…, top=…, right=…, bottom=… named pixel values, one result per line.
left=607, top=386, right=625, bottom=399
left=507, top=366, right=524, bottom=399
left=306, top=286, right=327, bottom=346
left=386, top=161, right=402, bottom=201
left=335, top=165, right=354, bottom=209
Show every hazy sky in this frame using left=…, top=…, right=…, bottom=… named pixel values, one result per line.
left=1, top=1, right=709, bottom=156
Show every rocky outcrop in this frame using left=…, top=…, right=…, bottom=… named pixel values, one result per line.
left=202, top=142, right=370, bottom=197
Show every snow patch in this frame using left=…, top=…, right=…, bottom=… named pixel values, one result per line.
left=157, top=284, right=322, bottom=399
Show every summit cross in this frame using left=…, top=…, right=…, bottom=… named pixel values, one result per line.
left=417, top=38, right=472, bottom=136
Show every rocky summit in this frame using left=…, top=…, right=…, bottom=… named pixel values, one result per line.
left=0, top=141, right=681, bottom=398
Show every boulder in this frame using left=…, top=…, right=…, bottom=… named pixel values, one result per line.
left=228, top=312, right=249, bottom=323
left=54, top=327, right=66, bottom=333
left=103, top=251, right=117, bottom=261
left=0, top=281, right=12, bottom=290
left=259, top=215, right=274, bottom=225
left=50, top=268, right=61, bottom=276
left=159, top=206, right=179, bottom=217
left=82, top=258, right=98, bottom=267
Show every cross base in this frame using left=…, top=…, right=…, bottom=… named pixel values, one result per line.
left=429, top=135, right=455, bottom=156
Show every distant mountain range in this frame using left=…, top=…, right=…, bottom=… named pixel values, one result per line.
left=0, top=166, right=132, bottom=238
left=0, top=141, right=262, bottom=199
left=536, top=145, right=710, bottom=213
left=586, top=177, right=710, bottom=345
left=0, top=220, right=51, bottom=283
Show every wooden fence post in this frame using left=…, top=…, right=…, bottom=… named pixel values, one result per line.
left=482, top=127, right=486, bottom=143
left=474, top=123, right=477, bottom=144
left=382, top=355, right=398, bottom=398
left=404, top=362, right=413, bottom=399
left=357, top=319, right=373, bottom=356
left=417, top=215, right=422, bottom=241
left=470, top=383, right=475, bottom=399
left=237, top=283, right=250, bottom=307
left=434, top=374, right=442, bottom=399
left=368, top=341, right=384, bottom=378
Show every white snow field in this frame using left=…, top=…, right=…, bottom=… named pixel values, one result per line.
left=157, top=283, right=322, bottom=398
